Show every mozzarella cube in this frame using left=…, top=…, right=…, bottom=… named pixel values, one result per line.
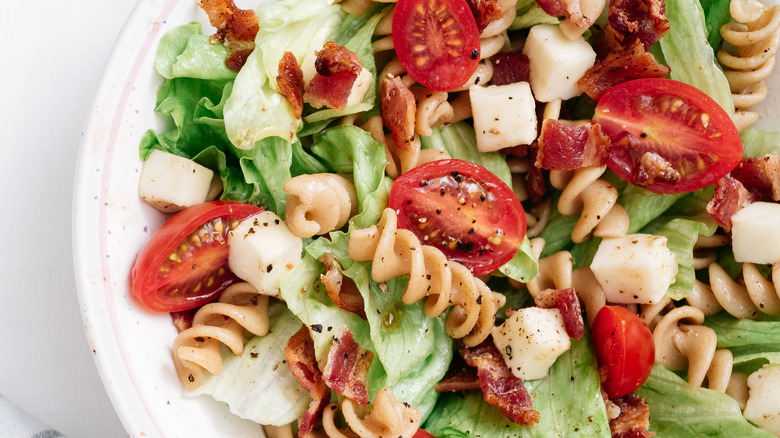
left=470, top=82, right=537, bottom=152
left=138, top=149, right=214, bottom=213
left=732, top=202, right=780, bottom=264
left=522, top=24, right=596, bottom=102
left=491, top=307, right=571, bottom=380
left=590, top=234, right=678, bottom=304
left=228, top=211, right=302, bottom=297
left=743, top=365, right=780, bottom=436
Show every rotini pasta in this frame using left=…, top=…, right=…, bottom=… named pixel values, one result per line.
left=348, top=208, right=506, bottom=346
left=284, top=173, right=358, bottom=238
left=698, top=261, right=780, bottom=318
left=172, top=282, right=270, bottom=390
left=320, top=388, right=421, bottom=438
left=549, top=166, right=629, bottom=243
left=718, top=0, right=780, bottom=132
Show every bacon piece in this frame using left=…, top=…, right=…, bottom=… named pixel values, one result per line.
left=285, top=326, right=331, bottom=437
left=490, top=52, right=531, bottom=86
left=635, top=151, right=681, bottom=187
left=527, top=146, right=547, bottom=203
left=381, top=75, right=417, bottom=151
left=468, top=0, right=505, bottom=33
left=198, top=0, right=259, bottom=52
left=170, top=310, right=195, bottom=333
left=536, top=288, right=585, bottom=340
left=578, top=40, right=670, bottom=101
left=276, top=51, right=305, bottom=119
left=605, top=394, right=652, bottom=437
left=435, top=354, right=481, bottom=392
left=607, top=0, right=669, bottom=50
left=226, top=49, right=253, bottom=72
left=730, top=154, right=780, bottom=201
left=460, top=341, right=540, bottom=426
left=535, top=0, right=589, bottom=28
left=706, top=177, right=756, bottom=232
left=319, top=254, right=366, bottom=319
left=304, top=42, right=363, bottom=111
left=322, top=326, right=373, bottom=406
left=535, top=119, right=611, bottom=170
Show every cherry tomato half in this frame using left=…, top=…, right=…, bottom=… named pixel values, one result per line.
left=392, top=0, right=480, bottom=91
left=593, top=78, right=742, bottom=194
left=389, top=159, right=526, bottom=275
left=131, top=201, right=262, bottom=312
left=413, top=429, right=436, bottom=438
left=591, top=306, right=655, bottom=399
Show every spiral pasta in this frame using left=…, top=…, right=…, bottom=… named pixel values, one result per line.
left=320, top=388, right=421, bottom=438
left=696, top=262, right=780, bottom=319
left=172, top=282, right=270, bottom=390
left=718, top=0, right=780, bottom=132
left=348, top=208, right=505, bottom=346
left=549, top=166, right=629, bottom=243
left=284, top=173, right=358, bottom=238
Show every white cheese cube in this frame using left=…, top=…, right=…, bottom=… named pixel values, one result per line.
left=743, top=365, right=780, bottom=436
left=522, top=24, right=596, bottom=102
left=491, top=307, right=571, bottom=380
left=228, top=211, right=302, bottom=297
left=138, top=149, right=214, bottom=213
left=470, top=82, right=537, bottom=152
left=732, top=202, right=780, bottom=264
left=590, top=234, right=678, bottom=304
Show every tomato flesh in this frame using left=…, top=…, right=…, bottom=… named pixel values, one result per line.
left=389, top=159, right=526, bottom=275
left=591, top=306, right=655, bottom=399
left=412, top=429, right=436, bottom=438
left=392, top=0, right=480, bottom=91
left=593, top=78, right=742, bottom=194
left=131, top=201, right=262, bottom=312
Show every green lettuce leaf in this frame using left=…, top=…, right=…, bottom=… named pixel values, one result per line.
left=154, top=23, right=237, bottom=80
left=741, top=128, right=780, bottom=157
left=224, top=0, right=344, bottom=147
left=189, top=303, right=310, bottom=426
left=704, top=312, right=780, bottom=349
left=497, top=236, right=539, bottom=283
left=423, top=334, right=610, bottom=437
left=700, top=0, right=732, bottom=50
left=510, top=0, right=560, bottom=29
left=636, top=365, right=772, bottom=437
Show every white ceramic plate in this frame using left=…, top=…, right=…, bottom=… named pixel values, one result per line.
left=74, top=1, right=780, bottom=437
left=73, top=1, right=264, bottom=437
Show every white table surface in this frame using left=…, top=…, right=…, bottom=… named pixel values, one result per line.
left=1, top=0, right=137, bottom=436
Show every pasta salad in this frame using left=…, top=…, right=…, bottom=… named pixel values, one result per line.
left=131, top=0, right=780, bottom=436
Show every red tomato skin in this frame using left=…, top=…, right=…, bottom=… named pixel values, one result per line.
left=392, top=0, right=480, bottom=91
left=389, top=159, right=526, bottom=275
left=412, top=429, right=436, bottom=438
left=591, top=306, right=655, bottom=399
left=131, top=201, right=262, bottom=312
left=593, top=78, right=742, bottom=194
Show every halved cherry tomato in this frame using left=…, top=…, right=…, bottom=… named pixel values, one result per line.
left=593, top=78, right=742, bottom=194
left=412, top=429, right=436, bottom=438
left=389, top=159, right=526, bottom=275
left=591, top=306, right=655, bottom=399
left=131, top=201, right=262, bottom=312
left=392, top=0, right=480, bottom=91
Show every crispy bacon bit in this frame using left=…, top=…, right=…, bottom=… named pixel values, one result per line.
left=322, top=326, right=373, bottom=406
left=320, top=254, right=366, bottom=319
left=276, top=51, right=305, bottom=119
left=635, top=151, right=681, bottom=187
left=170, top=310, right=195, bottom=333
left=468, top=0, right=505, bottom=33
left=225, top=49, right=253, bottom=72
left=435, top=354, right=481, bottom=392
left=527, top=146, right=547, bottom=202
left=535, top=0, right=589, bottom=28
left=490, top=52, right=531, bottom=86
left=706, top=177, right=756, bottom=232
left=198, top=0, right=259, bottom=51
left=304, top=42, right=363, bottom=111
left=535, top=119, right=611, bottom=170
left=381, top=75, right=417, bottom=151
left=460, top=341, right=540, bottom=426
left=605, top=394, right=652, bottom=437
left=730, top=154, right=780, bottom=201
left=607, top=0, right=669, bottom=50
left=285, top=326, right=330, bottom=437
left=577, top=39, right=671, bottom=101
left=536, top=288, right=585, bottom=340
